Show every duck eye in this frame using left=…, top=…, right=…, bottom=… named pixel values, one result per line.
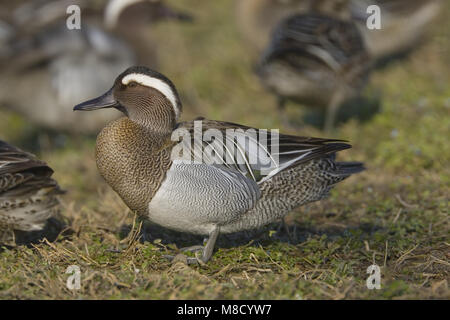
left=128, top=82, right=137, bottom=88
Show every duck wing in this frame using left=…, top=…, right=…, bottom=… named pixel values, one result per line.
left=0, top=141, right=63, bottom=232
left=0, top=141, right=56, bottom=193
left=173, top=119, right=352, bottom=184
left=262, top=13, right=368, bottom=74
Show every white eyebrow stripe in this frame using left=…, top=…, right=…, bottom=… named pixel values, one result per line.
left=122, top=73, right=180, bottom=119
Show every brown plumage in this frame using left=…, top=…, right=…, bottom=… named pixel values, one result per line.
left=0, top=140, right=64, bottom=245
left=74, top=66, right=364, bottom=263
left=96, top=117, right=173, bottom=215
left=257, top=13, right=371, bottom=131
left=235, top=0, right=350, bottom=53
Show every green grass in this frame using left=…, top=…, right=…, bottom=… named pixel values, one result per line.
left=0, top=0, right=449, bottom=299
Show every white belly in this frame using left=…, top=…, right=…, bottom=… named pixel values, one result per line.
left=148, top=163, right=259, bottom=234
left=147, top=162, right=260, bottom=235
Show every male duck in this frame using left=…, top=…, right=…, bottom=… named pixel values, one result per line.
left=0, top=140, right=64, bottom=245
left=74, top=66, right=364, bottom=263
left=257, top=13, right=371, bottom=132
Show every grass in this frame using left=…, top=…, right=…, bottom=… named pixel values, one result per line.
left=0, top=0, right=449, bottom=299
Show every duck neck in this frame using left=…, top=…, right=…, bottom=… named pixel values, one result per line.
left=131, top=118, right=175, bottom=140
left=126, top=102, right=177, bottom=138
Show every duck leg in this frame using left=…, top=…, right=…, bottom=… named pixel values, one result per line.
left=277, top=96, right=291, bottom=128
left=0, top=229, right=15, bottom=247
left=276, top=217, right=295, bottom=242
left=163, top=226, right=220, bottom=265
left=277, top=97, right=301, bottom=130
left=277, top=96, right=286, bottom=112
left=324, top=86, right=346, bottom=133
left=200, top=226, right=220, bottom=263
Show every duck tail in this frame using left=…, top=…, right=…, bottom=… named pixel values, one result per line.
left=334, top=161, right=365, bottom=177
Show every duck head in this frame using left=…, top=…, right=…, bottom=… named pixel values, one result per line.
left=74, top=66, right=182, bottom=133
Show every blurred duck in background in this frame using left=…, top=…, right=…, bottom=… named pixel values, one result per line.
left=236, top=0, right=442, bottom=62
left=238, top=0, right=441, bottom=131
left=0, top=140, right=64, bottom=246
left=257, top=13, right=371, bottom=132
left=349, top=0, right=443, bottom=64
left=104, top=0, right=192, bottom=66
left=235, top=0, right=350, bottom=54
left=0, top=0, right=192, bottom=135
left=0, top=0, right=133, bottom=134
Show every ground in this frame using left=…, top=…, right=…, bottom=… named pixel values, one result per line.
left=0, top=0, right=448, bottom=299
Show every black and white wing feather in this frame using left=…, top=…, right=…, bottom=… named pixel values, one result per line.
left=262, top=13, right=369, bottom=77
left=174, top=119, right=353, bottom=184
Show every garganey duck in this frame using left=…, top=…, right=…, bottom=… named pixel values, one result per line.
left=349, top=0, right=442, bottom=62
left=235, top=0, right=350, bottom=54
left=74, top=66, right=364, bottom=263
left=0, top=140, right=64, bottom=246
left=257, top=13, right=371, bottom=132
left=0, top=0, right=191, bottom=134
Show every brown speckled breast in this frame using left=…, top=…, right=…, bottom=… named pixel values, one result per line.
left=95, top=117, right=173, bottom=215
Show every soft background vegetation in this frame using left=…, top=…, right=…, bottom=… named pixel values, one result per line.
left=0, top=0, right=448, bottom=299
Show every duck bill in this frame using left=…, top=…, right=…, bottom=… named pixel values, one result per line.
left=73, top=88, right=119, bottom=111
